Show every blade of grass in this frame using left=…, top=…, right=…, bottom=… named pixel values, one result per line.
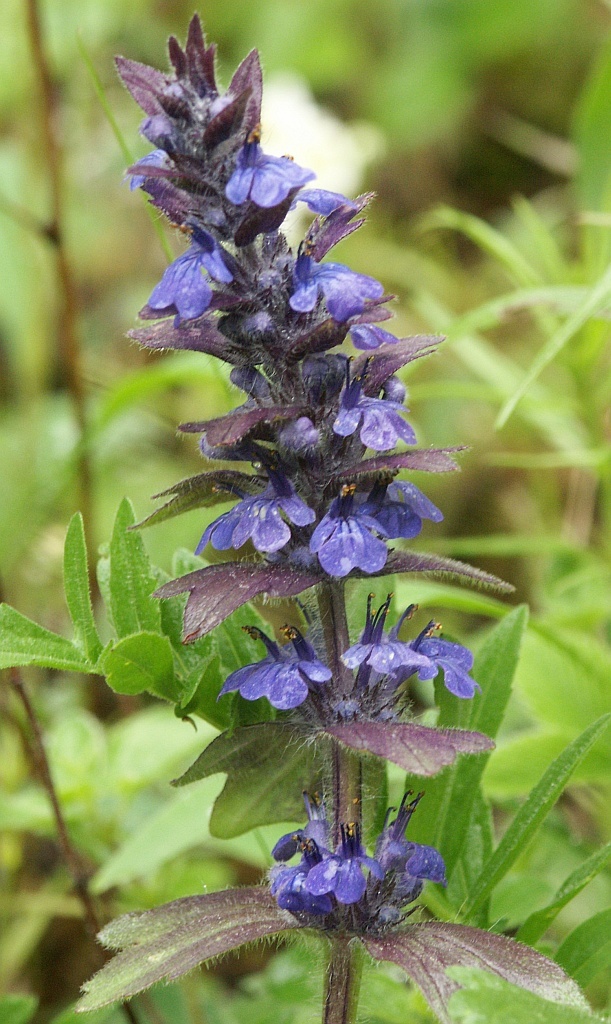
left=496, top=262, right=611, bottom=428
left=461, top=714, right=611, bottom=920
left=516, top=842, right=611, bottom=945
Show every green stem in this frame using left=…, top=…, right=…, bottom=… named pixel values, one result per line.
left=323, top=937, right=364, bottom=1024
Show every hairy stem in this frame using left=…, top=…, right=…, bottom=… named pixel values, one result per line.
left=316, top=584, right=364, bottom=1023
left=322, top=937, right=364, bottom=1024
left=316, top=583, right=362, bottom=841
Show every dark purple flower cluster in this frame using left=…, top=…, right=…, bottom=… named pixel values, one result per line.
left=219, top=597, right=478, bottom=714
left=270, top=792, right=445, bottom=931
left=118, top=15, right=476, bottom=597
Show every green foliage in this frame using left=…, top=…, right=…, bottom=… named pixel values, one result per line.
left=0, top=995, right=38, bottom=1024
left=101, top=631, right=177, bottom=698
left=108, top=498, right=162, bottom=637
left=2, top=1, right=610, bottom=1014
left=0, top=604, right=92, bottom=672
left=462, top=715, right=611, bottom=920
left=63, top=512, right=103, bottom=663
left=446, top=968, right=601, bottom=1024
left=517, top=844, right=611, bottom=946
left=555, top=910, right=611, bottom=989
left=174, top=724, right=320, bottom=838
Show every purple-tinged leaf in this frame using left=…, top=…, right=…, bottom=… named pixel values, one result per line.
left=133, top=471, right=264, bottom=530
left=226, top=49, right=263, bottom=135
left=204, top=88, right=251, bottom=148
left=137, top=179, right=192, bottom=228
left=352, top=302, right=395, bottom=325
left=325, top=722, right=493, bottom=776
left=154, top=562, right=320, bottom=641
left=287, top=299, right=395, bottom=361
left=234, top=194, right=297, bottom=247
left=185, top=14, right=217, bottom=96
left=379, top=551, right=514, bottom=593
left=167, top=35, right=187, bottom=78
left=336, top=448, right=466, bottom=485
left=179, top=405, right=306, bottom=446
left=77, top=887, right=297, bottom=1011
left=307, top=192, right=374, bottom=261
left=364, top=922, right=589, bottom=1024
left=357, top=336, right=443, bottom=394
left=114, top=56, right=167, bottom=116
left=288, top=319, right=349, bottom=360
left=128, top=317, right=241, bottom=362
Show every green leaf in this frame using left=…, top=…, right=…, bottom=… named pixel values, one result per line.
left=0, top=604, right=91, bottom=673
left=0, top=994, right=38, bottom=1024
left=63, top=513, right=102, bottom=663
left=555, top=909, right=611, bottom=988
left=514, top=625, right=611, bottom=737
left=101, top=632, right=179, bottom=700
left=484, top=730, right=611, bottom=799
left=461, top=715, right=611, bottom=920
left=173, top=724, right=320, bottom=838
left=574, top=37, right=611, bottom=212
left=91, top=777, right=225, bottom=893
left=108, top=498, right=161, bottom=637
left=446, top=967, right=598, bottom=1024
left=517, top=843, right=611, bottom=945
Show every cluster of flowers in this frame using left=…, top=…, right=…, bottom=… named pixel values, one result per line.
left=77, top=26, right=588, bottom=1023
left=119, top=14, right=463, bottom=583
left=220, top=596, right=479, bottom=713
left=117, top=16, right=503, bottom=934
left=270, top=792, right=446, bottom=931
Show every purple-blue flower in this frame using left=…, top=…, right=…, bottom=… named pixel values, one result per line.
left=362, top=481, right=442, bottom=541
left=226, top=135, right=314, bottom=208
left=349, top=324, right=399, bottom=350
left=272, top=793, right=330, bottom=861
left=148, top=228, right=233, bottom=322
left=333, top=364, right=416, bottom=451
left=292, top=188, right=357, bottom=216
left=309, top=486, right=388, bottom=577
left=197, top=467, right=315, bottom=554
left=128, top=149, right=167, bottom=190
left=219, top=626, right=331, bottom=710
left=305, top=823, right=384, bottom=905
left=289, top=252, right=384, bottom=322
left=410, top=622, right=480, bottom=699
left=270, top=838, right=333, bottom=915
left=374, top=792, right=446, bottom=913
left=342, top=596, right=431, bottom=677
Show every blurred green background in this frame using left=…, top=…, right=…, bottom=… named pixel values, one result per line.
left=1, top=0, right=610, bottom=1021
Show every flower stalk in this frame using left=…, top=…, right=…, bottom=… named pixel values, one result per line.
left=323, top=937, right=364, bottom=1024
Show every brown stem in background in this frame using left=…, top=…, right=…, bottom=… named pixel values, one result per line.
left=25, top=0, right=95, bottom=576
left=8, top=667, right=100, bottom=936
left=6, top=666, right=141, bottom=1024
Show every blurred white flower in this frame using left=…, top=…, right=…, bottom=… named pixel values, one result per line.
left=261, top=72, right=385, bottom=240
